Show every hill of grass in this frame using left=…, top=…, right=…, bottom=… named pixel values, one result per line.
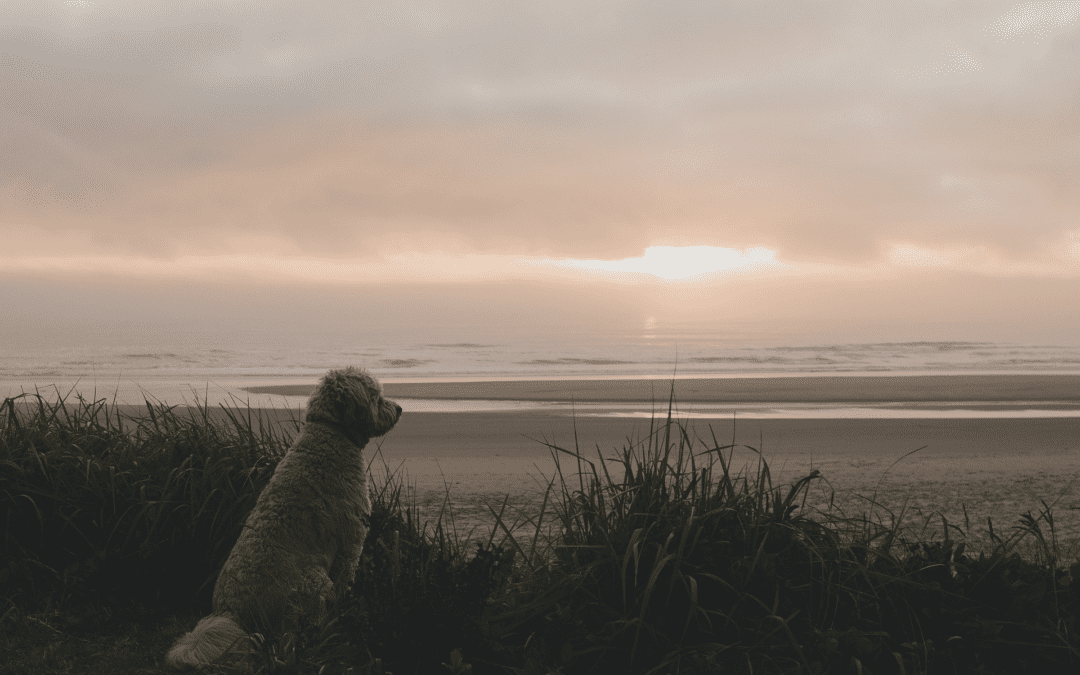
left=2, top=385, right=1079, bottom=674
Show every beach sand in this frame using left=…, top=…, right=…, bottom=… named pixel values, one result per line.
left=376, top=411, right=1080, bottom=553
left=31, top=376, right=1080, bottom=556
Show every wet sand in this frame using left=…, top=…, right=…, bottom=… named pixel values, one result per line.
left=245, top=374, right=1080, bottom=403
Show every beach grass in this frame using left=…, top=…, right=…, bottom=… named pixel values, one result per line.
left=2, top=386, right=1080, bottom=674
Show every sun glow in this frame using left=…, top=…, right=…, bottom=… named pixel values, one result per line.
left=531, top=245, right=788, bottom=280
left=0, top=244, right=796, bottom=283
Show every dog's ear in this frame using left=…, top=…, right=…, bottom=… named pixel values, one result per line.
left=308, top=369, right=377, bottom=432
left=337, top=376, right=377, bottom=432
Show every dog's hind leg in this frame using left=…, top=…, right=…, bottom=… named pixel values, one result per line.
left=291, top=566, right=335, bottom=625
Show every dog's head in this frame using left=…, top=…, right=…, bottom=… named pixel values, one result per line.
left=305, top=367, right=402, bottom=443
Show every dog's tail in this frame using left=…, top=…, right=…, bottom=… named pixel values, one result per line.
left=165, top=612, right=251, bottom=671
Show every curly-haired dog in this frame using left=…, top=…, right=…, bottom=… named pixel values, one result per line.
left=166, top=367, right=402, bottom=670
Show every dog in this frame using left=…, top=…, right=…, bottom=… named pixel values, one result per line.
left=166, top=367, right=402, bottom=670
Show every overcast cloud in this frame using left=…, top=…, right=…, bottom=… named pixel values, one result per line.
left=2, top=0, right=1079, bottom=282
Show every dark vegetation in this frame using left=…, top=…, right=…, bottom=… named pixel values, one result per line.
left=2, top=385, right=1079, bottom=674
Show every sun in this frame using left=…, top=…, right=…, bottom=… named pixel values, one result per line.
left=546, top=245, right=784, bottom=280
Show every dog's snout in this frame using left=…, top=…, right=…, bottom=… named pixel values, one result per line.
left=394, top=403, right=403, bottom=416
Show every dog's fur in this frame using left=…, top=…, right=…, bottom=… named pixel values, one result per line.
left=166, top=367, right=402, bottom=670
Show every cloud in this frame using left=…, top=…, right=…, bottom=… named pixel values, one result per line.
left=892, top=39, right=983, bottom=82
left=983, top=1, right=1080, bottom=42
left=886, top=241, right=1080, bottom=277
left=1, top=1, right=1078, bottom=274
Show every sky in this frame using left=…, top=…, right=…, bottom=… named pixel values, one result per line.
left=2, top=0, right=1080, bottom=346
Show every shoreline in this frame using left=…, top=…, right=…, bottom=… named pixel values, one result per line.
left=8, top=374, right=1080, bottom=419
left=244, top=374, right=1080, bottom=404
left=9, top=373, right=1080, bottom=411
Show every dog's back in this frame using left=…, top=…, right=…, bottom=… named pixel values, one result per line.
left=213, top=424, right=372, bottom=629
